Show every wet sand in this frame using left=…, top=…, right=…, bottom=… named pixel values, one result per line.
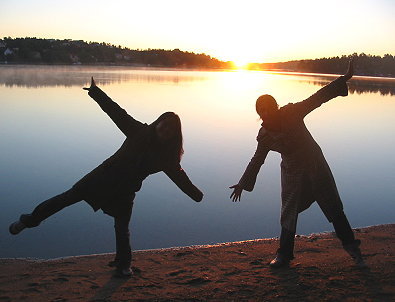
left=0, top=224, right=394, bottom=301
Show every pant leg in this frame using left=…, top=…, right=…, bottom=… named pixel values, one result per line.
left=309, top=160, right=356, bottom=246
left=114, top=203, right=133, bottom=269
left=278, top=227, right=296, bottom=260
left=311, top=158, right=344, bottom=223
left=280, top=167, right=305, bottom=235
left=20, top=188, right=82, bottom=227
left=332, top=211, right=355, bottom=246
left=279, top=168, right=302, bottom=260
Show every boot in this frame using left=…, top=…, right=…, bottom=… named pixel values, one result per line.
left=343, top=239, right=366, bottom=268
left=269, top=253, right=290, bottom=268
left=114, top=266, right=133, bottom=278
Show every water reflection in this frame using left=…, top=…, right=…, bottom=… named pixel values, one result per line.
left=1, top=66, right=394, bottom=259
left=0, top=65, right=210, bottom=88
left=289, top=72, right=395, bottom=96
left=2, top=65, right=395, bottom=96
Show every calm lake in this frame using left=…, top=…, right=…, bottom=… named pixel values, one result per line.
left=1, top=65, right=394, bottom=259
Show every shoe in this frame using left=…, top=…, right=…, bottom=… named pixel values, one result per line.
left=9, top=220, right=26, bottom=235
left=114, top=267, right=133, bottom=278
left=343, top=239, right=367, bottom=268
left=269, top=254, right=290, bottom=268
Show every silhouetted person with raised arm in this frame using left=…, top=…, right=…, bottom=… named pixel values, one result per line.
left=230, top=60, right=365, bottom=268
left=9, top=78, right=203, bottom=277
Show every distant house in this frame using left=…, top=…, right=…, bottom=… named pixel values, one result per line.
left=72, top=40, right=85, bottom=47
left=30, top=51, right=42, bottom=60
left=4, top=48, right=14, bottom=56
left=62, top=39, right=72, bottom=46
left=69, top=54, right=81, bottom=64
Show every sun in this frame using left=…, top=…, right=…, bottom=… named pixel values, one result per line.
left=231, top=59, right=251, bottom=70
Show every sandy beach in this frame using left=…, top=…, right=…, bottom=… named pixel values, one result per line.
left=0, top=224, right=394, bottom=301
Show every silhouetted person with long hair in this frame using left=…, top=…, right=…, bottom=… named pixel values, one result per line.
left=230, top=60, right=365, bottom=268
left=9, top=78, right=203, bottom=277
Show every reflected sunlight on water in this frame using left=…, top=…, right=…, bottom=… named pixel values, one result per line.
left=1, top=65, right=394, bottom=259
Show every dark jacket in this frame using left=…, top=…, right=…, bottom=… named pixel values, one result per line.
left=73, top=86, right=203, bottom=217
left=238, top=76, right=348, bottom=231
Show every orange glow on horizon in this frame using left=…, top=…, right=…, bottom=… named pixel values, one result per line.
left=231, top=59, right=252, bottom=70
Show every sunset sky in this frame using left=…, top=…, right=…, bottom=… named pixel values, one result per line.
left=1, top=0, right=394, bottom=64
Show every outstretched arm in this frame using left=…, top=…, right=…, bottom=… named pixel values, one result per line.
left=83, top=77, right=144, bottom=136
left=295, top=59, right=354, bottom=117
left=230, top=131, right=270, bottom=201
left=164, top=164, right=203, bottom=202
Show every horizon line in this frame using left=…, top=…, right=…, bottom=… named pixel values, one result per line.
left=2, top=36, right=393, bottom=66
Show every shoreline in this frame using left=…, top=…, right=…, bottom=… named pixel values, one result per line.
left=1, top=222, right=391, bottom=263
left=1, top=223, right=394, bottom=301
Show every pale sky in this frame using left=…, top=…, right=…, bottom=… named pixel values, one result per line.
left=1, top=0, right=394, bottom=63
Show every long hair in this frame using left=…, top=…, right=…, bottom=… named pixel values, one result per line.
left=151, top=112, right=184, bottom=163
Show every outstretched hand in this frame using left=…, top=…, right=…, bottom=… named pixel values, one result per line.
left=83, top=77, right=97, bottom=91
left=343, top=59, right=354, bottom=81
left=230, top=184, right=243, bottom=202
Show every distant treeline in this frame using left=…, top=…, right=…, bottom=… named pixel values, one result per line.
left=0, top=37, right=232, bottom=69
left=249, top=54, right=395, bottom=77
left=1, top=37, right=394, bottom=77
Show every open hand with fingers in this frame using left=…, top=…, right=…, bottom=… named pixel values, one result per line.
left=230, top=184, right=243, bottom=202
left=343, top=59, right=354, bottom=81
left=83, top=77, right=97, bottom=91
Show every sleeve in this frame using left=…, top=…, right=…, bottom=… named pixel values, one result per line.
left=293, top=76, right=349, bottom=118
left=164, top=163, right=203, bottom=202
left=88, top=86, right=145, bottom=136
left=238, top=129, right=270, bottom=192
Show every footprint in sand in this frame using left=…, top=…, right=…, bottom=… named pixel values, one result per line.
left=90, top=285, right=100, bottom=289
left=223, top=269, right=242, bottom=276
left=175, top=251, right=194, bottom=257
left=52, top=298, right=68, bottom=302
left=148, top=258, right=162, bottom=264
left=168, top=269, right=187, bottom=276
left=184, top=277, right=211, bottom=285
left=53, top=277, right=69, bottom=282
left=23, top=288, right=41, bottom=293
left=250, top=259, right=264, bottom=265
left=226, top=251, right=247, bottom=256
left=131, top=266, right=142, bottom=274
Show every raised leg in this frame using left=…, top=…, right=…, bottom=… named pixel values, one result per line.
left=9, top=188, right=82, bottom=234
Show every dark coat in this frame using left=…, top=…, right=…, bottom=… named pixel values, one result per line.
left=73, top=86, right=203, bottom=217
left=238, top=77, right=348, bottom=232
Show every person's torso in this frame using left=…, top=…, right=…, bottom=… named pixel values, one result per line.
left=78, top=125, right=168, bottom=196
left=262, top=104, right=323, bottom=167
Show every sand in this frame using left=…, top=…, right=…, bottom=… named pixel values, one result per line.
left=0, top=224, right=394, bottom=301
